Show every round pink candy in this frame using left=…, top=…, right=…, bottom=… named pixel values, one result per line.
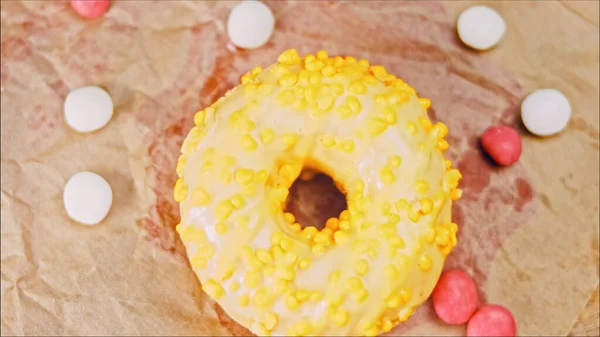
left=467, top=304, right=517, bottom=337
left=480, top=125, right=522, bottom=166
left=432, top=269, right=478, bottom=325
left=70, top=0, right=111, bottom=19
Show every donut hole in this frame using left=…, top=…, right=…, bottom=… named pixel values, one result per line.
left=284, top=169, right=347, bottom=231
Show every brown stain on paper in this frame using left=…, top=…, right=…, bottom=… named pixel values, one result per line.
left=136, top=1, right=536, bottom=335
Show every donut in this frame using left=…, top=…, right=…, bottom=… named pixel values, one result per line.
left=174, top=49, right=462, bottom=336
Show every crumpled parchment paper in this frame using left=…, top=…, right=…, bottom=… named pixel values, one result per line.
left=1, top=1, right=598, bottom=335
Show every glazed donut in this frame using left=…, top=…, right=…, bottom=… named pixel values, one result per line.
left=174, top=49, right=462, bottom=336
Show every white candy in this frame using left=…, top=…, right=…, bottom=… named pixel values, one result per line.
left=521, top=89, right=572, bottom=137
left=63, top=171, right=113, bottom=226
left=64, top=86, right=113, bottom=133
left=227, top=0, right=275, bottom=49
left=457, top=6, right=506, bottom=51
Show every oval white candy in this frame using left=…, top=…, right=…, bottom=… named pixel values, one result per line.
left=63, top=171, right=113, bottom=225
left=521, top=89, right=571, bottom=137
left=457, top=6, right=506, bottom=51
left=227, top=0, right=275, bottom=49
left=64, top=86, right=113, bottom=133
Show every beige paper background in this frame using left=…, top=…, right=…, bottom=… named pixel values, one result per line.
left=1, top=1, right=598, bottom=336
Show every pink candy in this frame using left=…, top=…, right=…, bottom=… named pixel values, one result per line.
left=480, top=125, right=522, bottom=166
left=432, top=270, right=517, bottom=336
left=432, top=269, right=478, bottom=324
left=70, top=0, right=111, bottom=19
left=467, top=304, right=517, bottom=337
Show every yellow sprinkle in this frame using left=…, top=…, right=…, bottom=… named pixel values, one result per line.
left=418, top=254, right=433, bottom=271
left=202, top=279, right=224, bottom=299
left=283, top=251, right=298, bottom=266
left=238, top=293, right=250, bottom=306
left=387, top=294, right=402, bottom=308
left=240, top=73, right=253, bottom=84
left=340, top=98, right=360, bottom=117
left=388, top=156, right=402, bottom=168
left=438, top=139, right=449, bottom=151
left=295, top=289, right=310, bottom=302
left=215, top=200, right=234, bottom=221
left=354, top=288, right=369, bottom=302
left=317, top=95, right=335, bottom=111
left=325, top=218, right=339, bottom=231
left=362, top=74, right=378, bottom=85
left=419, top=97, right=432, bottom=109
left=365, top=117, right=388, bottom=136
left=277, top=267, right=296, bottom=281
left=310, top=290, right=323, bottom=301
left=354, top=259, right=369, bottom=275
left=277, top=90, right=295, bottom=106
left=332, top=309, right=350, bottom=327
left=229, top=281, right=241, bottom=291
left=381, top=318, right=393, bottom=333
left=408, top=207, right=420, bottom=222
left=346, top=276, right=363, bottom=291
left=310, top=72, right=323, bottom=85
left=432, top=122, right=449, bottom=138
left=244, top=271, right=262, bottom=289
left=251, top=66, right=263, bottom=75
left=279, top=73, right=299, bottom=87
left=396, top=198, right=409, bottom=210
left=253, top=288, right=270, bottom=308
left=176, top=156, right=187, bottom=177
left=256, top=249, right=273, bottom=265
left=293, top=320, right=312, bottom=336
left=190, top=256, right=206, bottom=269
left=242, top=134, right=258, bottom=151
left=399, top=288, right=412, bottom=303
left=173, top=178, right=188, bottom=202
left=389, top=235, right=405, bottom=248
left=316, top=50, right=329, bottom=60
left=418, top=116, right=433, bottom=132
left=383, top=106, right=397, bottom=124
left=259, top=312, right=278, bottom=332
left=338, top=219, right=350, bottom=231
left=414, top=180, right=429, bottom=194
left=278, top=49, right=301, bottom=65
left=322, top=64, right=336, bottom=77
left=190, top=188, right=211, bottom=206
left=306, top=59, right=325, bottom=72
left=285, top=294, right=300, bottom=310
left=451, top=188, right=463, bottom=201
left=328, top=271, right=341, bottom=284
left=349, top=80, right=367, bottom=94
left=320, top=135, right=336, bottom=148
left=282, top=133, right=298, bottom=147
left=230, top=194, right=245, bottom=209
left=385, top=265, right=399, bottom=281
left=280, top=238, right=292, bottom=251
left=257, top=128, right=275, bottom=144
left=314, top=232, right=332, bottom=245
left=342, top=139, right=355, bottom=152
left=420, top=198, right=433, bottom=214
left=194, top=110, right=206, bottom=126
left=302, top=226, right=319, bottom=240
left=379, top=167, right=395, bottom=184
left=233, top=169, right=254, bottom=186
left=215, top=222, right=227, bottom=234
left=406, top=121, right=418, bottom=135
left=298, top=258, right=311, bottom=270
left=371, top=65, right=388, bottom=78
left=275, top=279, right=289, bottom=295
